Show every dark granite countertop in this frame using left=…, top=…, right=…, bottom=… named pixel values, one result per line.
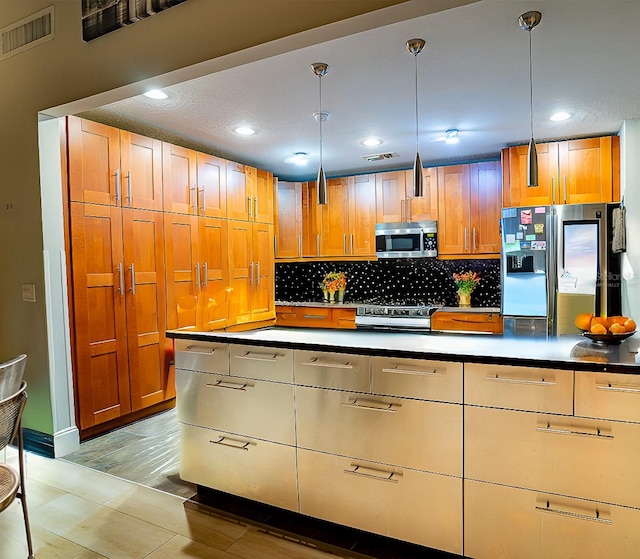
left=167, top=327, right=640, bottom=374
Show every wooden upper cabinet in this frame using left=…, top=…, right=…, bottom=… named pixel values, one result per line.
left=251, top=222, right=275, bottom=322
left=349, top=174, right=376, bottom=257
left=162, top=143, right=198, bottom=214
left=376, top=171, right=407, bottom=223
left=119, top=131, right=163, bottom=210
left=196, top=153, right=227, bottom=218
left=407, top=166, right=439, bottom=222
left=503, top=135, right=620, bottom=207
left=254, top=168, right=274, bottom=224
left=68, top=116, right=120, bottom=205
left=319, top=177, right=350, bottom=257
left=302, top=182, right=320, bottom=257
left=470, top=161, right=502, bottom=254
left=275, top=181, right=303, bottom=259
left=438, top=165, right=471, bottom=255
left=227, top=220, right=253, bottom=325
left=199, top=217, right=229, bottom=330
left=227, top=162, right=252, bottom=221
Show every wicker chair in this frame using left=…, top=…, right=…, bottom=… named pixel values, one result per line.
left=0, top=382, right=34, bottom=558
left=0, top=354, right=27, bottom=400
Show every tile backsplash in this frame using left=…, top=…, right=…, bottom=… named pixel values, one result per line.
left=275, top=258, right=501, bottom=307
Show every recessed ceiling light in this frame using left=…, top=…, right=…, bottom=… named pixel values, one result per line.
left=285, top=152, right=309, bottom=166
left=362, top=137, right=382, bottom=147
left=445, top=129, right=460, bottom=144
left=550, top=111, right=571, bottom=121
left=143, top=89, right=168, bottom=100
left=234, top=126, right=256, bottom=136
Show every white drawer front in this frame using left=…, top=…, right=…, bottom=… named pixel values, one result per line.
left=575, top=371, right=640, bottom=423
left=372, top=356, right=462, bottom=402
left=294, top=350, right=369, bottom=391
left=229, top=344, right=293, bottom=382
left=176, top=369, right=295, bottom=445
left=465, top=405, right=640, bottom=509
left=296, top=386, right=462, bottom=476
left=180, top=424, right=298, bottom=512
left=464, top=362, right=574, bottom=414
left=297, top=448, right=462, bottom=555
left=465, top=479, right=640, bottom=559
left=174, top=339, right=229, bottom=375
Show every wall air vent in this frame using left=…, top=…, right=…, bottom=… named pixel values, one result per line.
left=1, top=5, right=54, bottom=61
left=361, top=152, right=400, bottom=162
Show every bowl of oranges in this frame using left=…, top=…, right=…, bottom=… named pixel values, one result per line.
left=574, top=313, right=636, bottom=344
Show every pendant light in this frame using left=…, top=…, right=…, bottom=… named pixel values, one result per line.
left=519, top=11, right=542, bottom=187
left=311, top=62, right=329, bottom=205
left=406, top=38, right=425, bottom=198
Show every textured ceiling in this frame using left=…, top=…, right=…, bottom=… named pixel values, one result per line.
left=82, top=0, right=640, bottom=181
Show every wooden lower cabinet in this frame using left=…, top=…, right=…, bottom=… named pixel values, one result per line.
left=430, top=310, right=502, bottom=334
left=297, top=448, right=462, bottom=554
left=275, top=305, right=355, bottom=329
left=465, top=479, right=640, bottom=559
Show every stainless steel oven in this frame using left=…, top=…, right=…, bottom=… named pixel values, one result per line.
left=355, top=304, right=440, bottom=332
left=375, top=221, right=437, bottom=258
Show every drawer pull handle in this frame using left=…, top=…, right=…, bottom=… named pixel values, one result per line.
left=484, top=374, right=556, bottom=386
left=382, top=366, right=441, bottom=376
left=596, top=383, right=640, bottom=394
left=536, top=423, right=613, bottom=440
left=302, top=358, right=353, bottom=369
left=535, top=501, right=612, bottom=525
left=342, top=398, right=398, bottom=413
left=185, top=345, right=216, bottom=355
left=206, top=380, right=249, bottom=391
left=235, top=351, right=279, bottom=362
left=344, top=464, right=400, bottom=483
left=211, top=436, right=252, bottom=451
left=302, top=314, right=329, bottom=320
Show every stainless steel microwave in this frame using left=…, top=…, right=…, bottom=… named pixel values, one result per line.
left=375, top=221, right=438, bottom=258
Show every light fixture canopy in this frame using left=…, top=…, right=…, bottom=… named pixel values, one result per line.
left=311, top=62, right=329, bottom=205
left=406, top=38, right=426, bottom=197
left=445, top=128, right=459, bottom=144
left=143, top=89, right=168, bottom=100
left=234, top=126, right=255, bottom=136
left=519, top=10, right=542, bottom=187
left=550, top=111, right=571, bottom=122
left=362, top=137, right=382, bottom=147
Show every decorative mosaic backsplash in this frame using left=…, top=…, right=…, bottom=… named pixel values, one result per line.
left=275, top=258, right=501, bottom=307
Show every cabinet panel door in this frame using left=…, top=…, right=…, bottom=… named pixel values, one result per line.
left=251, top=222, right=275, bottom=322
left=559, top=137, right=614, bottom=204
left=174, top=339, right=229, bottom=375
left=503, top=143, right=558, bottom=207
left=122, top=209, right=168, bottom=410
left=301, top=182, right=320, bottom=257
left=465, top=479, right=640, bottom=559
left=348, top=174, right=376, bottom=257
left=162, top=143, right=197, bottom=214
left=68, top=116, right=120, bottom=205
left=375, top=171, right=407, bottom=223
left=274, top=181, right=302, bottom=258
left=575, top=371, right=640, bottom=423
left=196, top=153, right=227, bottom=218
left=227, top=220, right=253, bottom=324
left=470, top=161, right=501, bottom=254
left=70, top=202, right=131, bottom=429
left=319, top=177, right=350, bottom=256
left=294, top=350, right=369, bottom=391
left=407, top=166, right=439, bottom=221
left=254, top=168, right=274, bottom=224
left=437, top=164, right=471, bottom=255
left=199, top=217, right=229, bottom=330
left=227, top=162, right=251, bottom=221
left=229, top=344, right=293, bottom=382
left=164, top=213, right=199, bottom=330
left=119, top=131, right=163, bottom=210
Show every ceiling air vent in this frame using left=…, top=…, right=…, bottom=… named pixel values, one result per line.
left=361, top=152, right=400, bottom=162
left=1, top=6, right=54, bottom=61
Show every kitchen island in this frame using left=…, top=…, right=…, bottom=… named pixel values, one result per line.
left=169, top=327, right=640, bottom=559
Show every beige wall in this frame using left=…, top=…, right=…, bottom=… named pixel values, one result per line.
left=0, top=0, right=443, bottom=439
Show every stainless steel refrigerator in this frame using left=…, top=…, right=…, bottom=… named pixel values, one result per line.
left=501, top=203, right=621, bottom=337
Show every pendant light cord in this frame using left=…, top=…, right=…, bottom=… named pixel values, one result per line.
left=319, top=75, right=323, bottom=167
left=414, top=54, right=419, bottom=154
left=528, top=29, right=534, bottom=140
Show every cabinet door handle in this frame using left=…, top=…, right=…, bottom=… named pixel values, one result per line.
left=202, top=261, right=208, bottom=289
left=343, top=464, right=401, bottom=483
left=551, top=177, right=556, bottom=205
left=536, top=423, right=614, bottom=440
left=302, top=314, right=329, bottom=320
left=195, top=262, right=201, bottom=291
left=596, top=382, right=640, bottom=394
left=114, top=169, right=121, bottom=204
left=256, top=261, right=261, bottom=285
left=464, top=227, right=469, bottom=252
left=298, top=235, right=302, bottom=257
left=235, top=351, right=280, bottom=362
left=190, top=185, right=197, bottom=213
left=472, top=227, right=477, bottom=252
left=381, top=366, right=442, bottom=376
left=535, top=501, right=612, bottom=525
left=184, top=345, right=215, bottom=354
left=129, top=262, right=136, bottom=295
left=211, top=436, right=252, bottom=451
left=342, top=398, right=398, bottom=413
left=350, top=233, right=354, bottom=254
left=247, top=196, right=252, bottom=218
left=563, top=175, right=567, bottom=204
left=254, top=196, right=258, bottom=219
left=124, top=171, right=131, bottom=206
left=117, top=263, right=124, bottom=295
left=199, top=187, right=205, bottom=214
left=484, top=374, right=556, bottom=386
left=316, top=234, right=320, bottom=256
left=343, top=234, right=347, bottom=254
left=206, top=380, right=249, bottom=391
left=249, top=261, right=254, bottom=285
left=302, top=357, right=353, bottom=369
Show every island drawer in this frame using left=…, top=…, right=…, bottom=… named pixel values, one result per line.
left=575, top=371, right=640, bottom=423
left=465, top=405, right=640, bottom=509
left=465, top=479, right=640, bottom=559
left=174, top=339, right=229, bottom=375
left=296, top=385, right=462, bottom=476
left=297, top=448, right=462, bottom=554
left=229, top=344, right=293, bottom=382
left=294, top=350, right=369, bottom=391
left=180, top=424, right=298, bottom=512
left=176, top=369, right=295, bottom=445
left=464, top=363, right=574, bottom=414
left=372, top=357, right=462, bottom=402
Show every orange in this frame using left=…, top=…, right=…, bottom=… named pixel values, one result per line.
left=590, top=322, right=607, bottom=335
left=574, top=313, right=593, bottom=331
left=624, top=318, right=636, bottom=333
left=591, top=316, right=610, bottom=330
left=609, top=323, right=626, bottom=334
left=609, top=316, right=627, bottom=326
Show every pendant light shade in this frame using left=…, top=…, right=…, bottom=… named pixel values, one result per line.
left=406, top=38, right=426, bottom=198
left=311, top=62, right=329, bottom=205
left=519, top=11, right=542, bottom=187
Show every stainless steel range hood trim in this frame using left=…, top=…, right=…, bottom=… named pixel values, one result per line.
left=376, top=250, right=437, bottom=259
